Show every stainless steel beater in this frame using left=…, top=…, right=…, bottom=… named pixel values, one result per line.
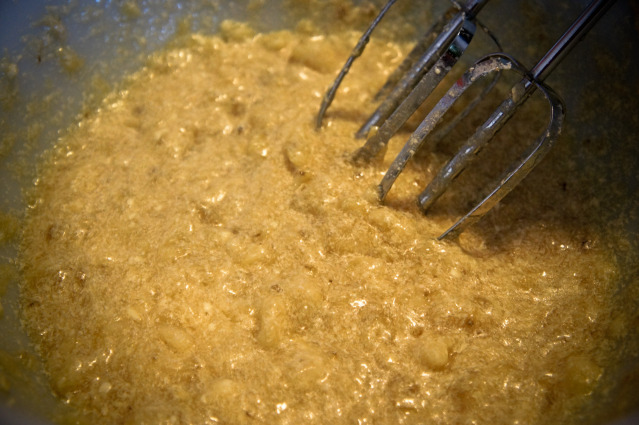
left=316, top=0, right=494, bottom=139
left=317, top=0, right=616, bottom=240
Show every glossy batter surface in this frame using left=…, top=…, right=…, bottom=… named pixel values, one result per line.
left=20, top=25, right=622, bottom=425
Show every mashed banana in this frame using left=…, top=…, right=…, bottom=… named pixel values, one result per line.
left=19, top=24, right=621, bottom=425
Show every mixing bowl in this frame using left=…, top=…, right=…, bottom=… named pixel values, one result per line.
left=1, top=0, right=638, bottom=424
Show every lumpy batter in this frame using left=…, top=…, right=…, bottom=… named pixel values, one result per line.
left=20, top=23, right=622, bottom=425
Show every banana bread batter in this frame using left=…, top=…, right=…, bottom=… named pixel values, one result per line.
left=19, top=23, right=622, bottom=425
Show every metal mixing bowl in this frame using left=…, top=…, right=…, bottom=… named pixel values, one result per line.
left=1, top=0, right=637, bottom=424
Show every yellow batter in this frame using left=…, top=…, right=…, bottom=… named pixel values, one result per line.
left=19, top=22, right=622, bottom=424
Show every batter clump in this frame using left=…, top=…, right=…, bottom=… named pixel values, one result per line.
left=20, top=23, right=621, bottom=425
